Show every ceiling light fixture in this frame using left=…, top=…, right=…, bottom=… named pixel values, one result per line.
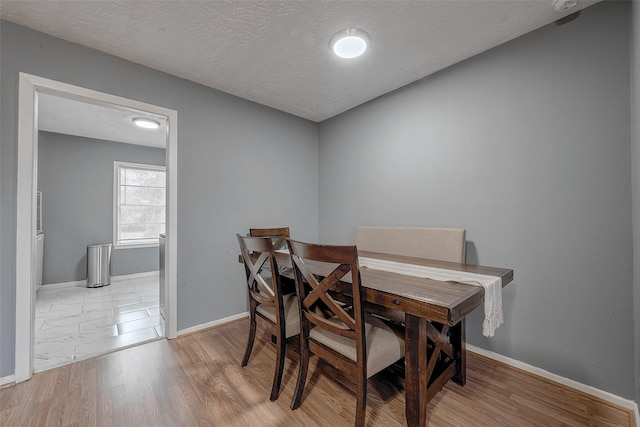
left=551, top=0, right=577, bottom=13
left=330, top=28, right=370, bottom=59
left=132, top=117, right=161, bottom=129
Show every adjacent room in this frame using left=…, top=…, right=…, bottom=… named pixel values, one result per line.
left=1, top=1, right=639, bottom=426
left=33, top=94, right=167, bottom=371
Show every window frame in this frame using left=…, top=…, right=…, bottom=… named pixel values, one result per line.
left=113, top=161, right=166, bottom=249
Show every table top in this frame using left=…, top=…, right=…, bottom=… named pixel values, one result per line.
left=269, top=250, right=513, bottom=325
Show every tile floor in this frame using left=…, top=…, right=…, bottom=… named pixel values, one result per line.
left=34, top=274, right=163, bottom=372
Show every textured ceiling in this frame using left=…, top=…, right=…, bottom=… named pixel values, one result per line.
left=1, top=0, right=600, bottom=123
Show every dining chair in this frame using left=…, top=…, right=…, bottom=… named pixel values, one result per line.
left=287, top=239, right=405, bottom=426
left=237, top=234, right=300, bottom=401
left=249, top=227, right=290, bottom=251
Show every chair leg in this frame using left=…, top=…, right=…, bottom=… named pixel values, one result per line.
left=355, top=374, right=367, bottom=427
left=241, top=302, right=257, bottom=367
left=290, top=335, right=309, bottom=410
left=270, top=332, right=287, bottom=401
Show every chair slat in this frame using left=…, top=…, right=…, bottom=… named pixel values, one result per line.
left=305, top=311, right=357, bottom=340
left=249, top=227, right=291, bottom=251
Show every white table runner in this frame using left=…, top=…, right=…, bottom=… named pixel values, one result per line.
left=358, top=257, right=503, bottom=337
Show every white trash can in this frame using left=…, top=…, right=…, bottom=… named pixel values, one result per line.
left=87, top=243, right=112, bottom=288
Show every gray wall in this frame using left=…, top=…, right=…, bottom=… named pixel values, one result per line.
left=632, top=0, right=640, bottom=403
left=318, top=2, right=634, bottom=399
left=37, top=131, right=166, bottom=284
left=0, top=21, right=319, bottom=377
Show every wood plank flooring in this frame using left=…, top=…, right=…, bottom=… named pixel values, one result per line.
left=1, top=318, right=634, bottom=426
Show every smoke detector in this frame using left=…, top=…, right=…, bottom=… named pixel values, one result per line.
left=552, top=0, right=577, bottom=13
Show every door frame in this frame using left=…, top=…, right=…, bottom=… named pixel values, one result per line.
left=15, top=72, right=178, bottom=382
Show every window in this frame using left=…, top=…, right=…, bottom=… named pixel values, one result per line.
left=114, top=161, right=165, bottom=248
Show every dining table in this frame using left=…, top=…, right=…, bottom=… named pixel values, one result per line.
left=260, top=249, right=514, bottom=426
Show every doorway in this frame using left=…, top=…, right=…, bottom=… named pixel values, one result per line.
left=16, top=73, right=178, bottom=382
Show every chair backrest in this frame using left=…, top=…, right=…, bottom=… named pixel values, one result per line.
left=287, top=239, right=366, bottom=361
left=355, top=226, right=466, bottom=263
left=237, top=234, right=283, bottom=313
left=249, top=227, right=290, bottom=251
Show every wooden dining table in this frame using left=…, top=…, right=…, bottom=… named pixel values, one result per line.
left=265, top=249, right=514, bottom=426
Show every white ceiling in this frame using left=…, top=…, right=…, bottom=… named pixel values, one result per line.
left=2, top=0, right=600, bottom=139
left=37, top=93, right=167, bottom=148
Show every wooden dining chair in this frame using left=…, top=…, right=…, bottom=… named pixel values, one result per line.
left=287, top=239, right=405, bottom=426
left=249, top=227, right=290, bottom=251
left=237, top=234, right=300, bottom=401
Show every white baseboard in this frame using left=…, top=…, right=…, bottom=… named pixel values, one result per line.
left=39, top=271, right=159, bottom=291
left=38, top=279, right=85, bottom=291
left=177, top=312, right=249, bottom=336
left=110, top=271, right=158, bottom=282
left=0, top=374, right=16, bottom=387
left=468, top=344, right=639, bottom=419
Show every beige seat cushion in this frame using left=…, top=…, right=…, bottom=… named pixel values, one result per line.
left=309, top=314, right=405, bottom=378
left=356, top=226, right=466, bottom=263
left=256, top=293, right=301, bottom=338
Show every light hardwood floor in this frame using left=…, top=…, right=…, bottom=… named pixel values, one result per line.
left=0, top=318, right=634, bottom=426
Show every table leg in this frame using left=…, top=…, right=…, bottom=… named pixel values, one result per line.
left=451, top=318, right=466, bottom=386
left=404, top=313, right=427, bottom=427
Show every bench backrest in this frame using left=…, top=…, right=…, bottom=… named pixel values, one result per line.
left=355, top=226, right=466, bottom=263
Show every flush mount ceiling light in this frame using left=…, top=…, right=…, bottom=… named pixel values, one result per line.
left=132, top=117, right=161, bottom=129
left=330, top=28, right=370, bottom=59
left=551, top=0, right=577, bottom=13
